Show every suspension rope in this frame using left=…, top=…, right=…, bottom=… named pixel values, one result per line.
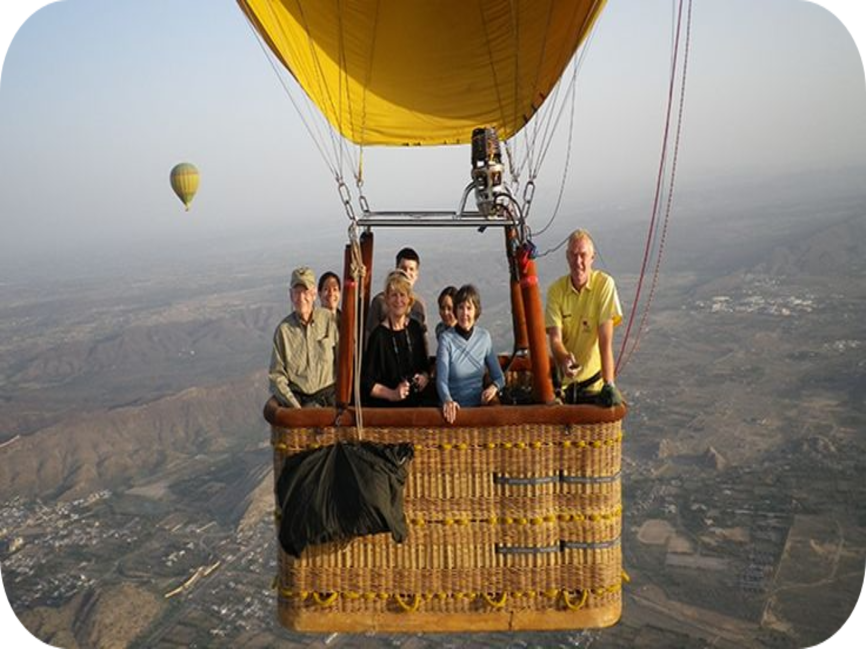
left=618, top=0, right=693, bottom=373
left=332, top=0, right=371, bottom=187
left=616, top=0, right=692, bottom=375
left=478, top=2, right=511, bottom=156
left=242, top=10, right=339, bottom=179
left=510, top=0, right=603, bottom=234
left=291, top=1, right=348, bottom=179
left=335, top=0, right=350, bottom=175
left=250, top=2, right=375, bottom=217
left=530, top=1, right=600, bottom=181
left=535, top=233, right=570, bottom=259
left=530, top=62, right=578, bottom=238
left=351, top=0, right=381, bottom=210
left=517, top=0, right=556, bottom=186
left=510, top=0, right=521, bottom=164
left=350, top=233, right=367, bottom=437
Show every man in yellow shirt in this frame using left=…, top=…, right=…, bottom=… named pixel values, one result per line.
left=545, top=229, right=624, bottom=406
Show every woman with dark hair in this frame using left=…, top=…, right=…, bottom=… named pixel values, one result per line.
left=362, top=270, right=430, bottom=407
left=435, top=285, right=457, bottom=340
left=318, top=271, right=342, bottom=318
left=436, top=284, right=505, bottom=424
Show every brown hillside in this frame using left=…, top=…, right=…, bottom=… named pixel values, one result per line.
left=0, top=370, right=268, bottom=499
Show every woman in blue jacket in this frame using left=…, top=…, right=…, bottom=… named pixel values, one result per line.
left=436, top=284, right=505, bottom=424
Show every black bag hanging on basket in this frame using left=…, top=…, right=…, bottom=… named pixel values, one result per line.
left=276, top=440, right=415, bottom=558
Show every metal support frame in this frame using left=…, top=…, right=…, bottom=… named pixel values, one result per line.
left=355, top=182, right=523, bottom=230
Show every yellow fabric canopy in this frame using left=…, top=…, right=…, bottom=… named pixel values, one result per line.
left=238, top=0, right=606, bottom=146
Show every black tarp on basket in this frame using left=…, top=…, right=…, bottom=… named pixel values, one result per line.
left=276, top=440, right=415, bottom=558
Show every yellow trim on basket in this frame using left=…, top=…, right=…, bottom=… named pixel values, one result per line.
left=405, top=506, right=621, bottom=528
left=312, top=592, right=339, bottom=606
left=562, top=589, right=589, bottom=611
left=274, top=584, right=623, bottom=607
left=270, top=433, right=624, bottom=455
left=395, top=593, right=422, bottom=612
left=482, top=592, right=508, bottom=608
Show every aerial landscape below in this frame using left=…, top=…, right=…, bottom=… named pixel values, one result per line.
left=1, top=169, right=864, bottom=648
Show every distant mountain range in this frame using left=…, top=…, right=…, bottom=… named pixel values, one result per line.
left=756, top=214, right=866, bottom=278
left=0, top=372, right=267, bottom=499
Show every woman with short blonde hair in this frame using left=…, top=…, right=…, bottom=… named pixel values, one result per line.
left=361, top=270, right=430, bottom=407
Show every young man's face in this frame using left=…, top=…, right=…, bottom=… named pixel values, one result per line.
left=397, top=258, right=419, bottom=287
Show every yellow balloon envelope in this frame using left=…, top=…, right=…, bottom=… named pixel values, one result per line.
left=237, top=0, right=607, bottom=146
left=170, top=162, right=200, bottom=211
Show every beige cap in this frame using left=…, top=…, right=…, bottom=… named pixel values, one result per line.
left=291, top=266, right=316, bottom=290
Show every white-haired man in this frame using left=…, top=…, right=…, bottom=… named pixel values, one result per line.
left=545, top=229, right=623, bottom=406
left=269, top=267, right=339, bottom=408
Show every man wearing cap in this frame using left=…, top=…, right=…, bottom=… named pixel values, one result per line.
left=545, top=229, right=624, bottom=407
left=269, top=267, right=339, bottom=408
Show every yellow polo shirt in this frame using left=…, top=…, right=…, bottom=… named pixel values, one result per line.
left=545, top=270, right=623, bottom=389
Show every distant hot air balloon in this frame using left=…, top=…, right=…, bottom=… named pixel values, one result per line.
left=170, top=162, right=199, bottom=211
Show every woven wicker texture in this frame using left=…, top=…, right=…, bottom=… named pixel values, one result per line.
left=270, top=405, right=624, bottom=632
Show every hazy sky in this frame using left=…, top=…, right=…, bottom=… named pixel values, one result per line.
left=0, top=0, right=864, bottom=268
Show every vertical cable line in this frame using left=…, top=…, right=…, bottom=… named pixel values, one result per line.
left=241, top=2, right=338, bottom=179
left=292, top=0, right=352, bottom=183
left=509, top=0, right=603, bottom=203
left=333, top=0, right=365, bottom=184
left=616, top=0, right=692, bottom=375
left=335, top=0, right=348, bottom=175
left=524, top=2, right=604, bottom=248
left=534, top=25, right=593, bottom=175
left=510, top=0, right=556, bottom=189
left=529, top=3, right=579, bottom=180
left=478, top=2, right=511, bottom=153
left=618, top=0, right=692, bottom=373
left=507, top=0, right=523, bottom=191
left=530, top=66, right=578, bottom=240
left=352, top=0, right=381, bottom=195
left=333, top=0, right=372, bottom=182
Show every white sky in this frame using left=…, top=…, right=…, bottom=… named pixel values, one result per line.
left=0, top=1, right=864, bottom=268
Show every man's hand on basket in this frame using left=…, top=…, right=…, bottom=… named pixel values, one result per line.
left=599, top=382, right=623, bottom=407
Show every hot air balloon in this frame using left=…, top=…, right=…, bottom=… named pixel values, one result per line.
left=169, top=162, right=199, bottom=211
left=238, top=0, right=605, bottom=146
left=240, top=0, right=692, bottom=634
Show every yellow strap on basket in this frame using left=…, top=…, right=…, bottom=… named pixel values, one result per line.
left=395, top=593, right=422, bottom=612
left=622, top=569, right=631, bottom=584
left=482, top=592, right=508, bottom=608
left=562, top=589, right=589, bottom=611
left=312, top=591, right=339, bottom=607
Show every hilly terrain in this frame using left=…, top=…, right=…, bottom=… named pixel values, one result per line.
left=1, top=180, right=865, bottom=647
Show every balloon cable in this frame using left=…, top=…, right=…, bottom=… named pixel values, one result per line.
left=616, top=0, right=693, bottom=375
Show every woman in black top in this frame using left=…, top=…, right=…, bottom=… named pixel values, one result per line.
left=362, top=270, right=430, bottom=407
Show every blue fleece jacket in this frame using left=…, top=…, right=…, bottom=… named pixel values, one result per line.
left=436, top=326, right=505, bottom=407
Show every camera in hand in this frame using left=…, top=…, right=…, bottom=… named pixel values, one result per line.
left=404, top=375, right=421, bottom=395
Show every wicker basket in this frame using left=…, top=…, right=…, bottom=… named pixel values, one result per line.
left=265, top=400, right=626, bottom=633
